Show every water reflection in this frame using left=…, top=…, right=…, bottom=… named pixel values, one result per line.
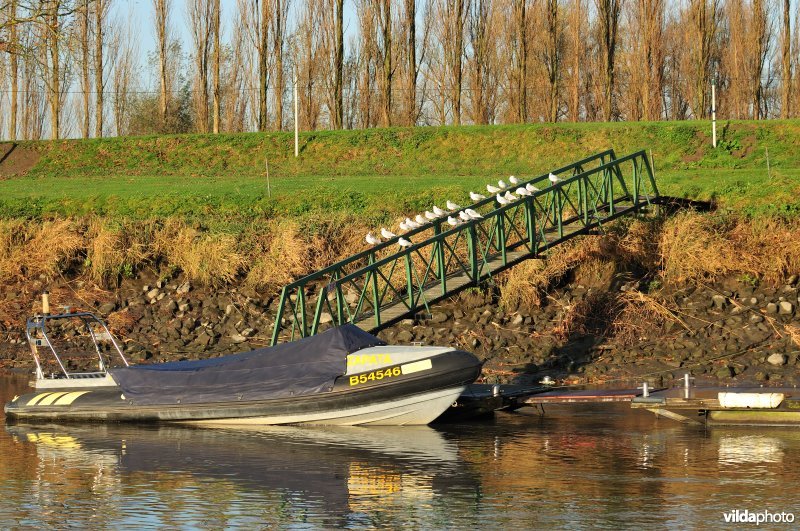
left=5, top=372, right=800, bottom=527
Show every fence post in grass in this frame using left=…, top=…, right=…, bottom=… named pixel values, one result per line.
left=265, top=156, right=271, bottom=197
left=711, top=80, right=717, bottom=148
left=766, top=146, right=771, bottom=180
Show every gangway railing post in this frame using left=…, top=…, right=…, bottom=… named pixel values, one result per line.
left=434, top=223, right=446, bottom=294
left=271, top=286, right=289, bottom=345
left=369, top=251, right=380, bottom=329
left=298, top=288, right=308, bottom=338
left=524, top=197, right=536, bottom=253
left=404, top=253, right=414, bottom=308
left=467, top=223, right=479, bottom=281
left=555, top=189, right=563, bottom=238
left=498, top=210, right=507, bottom=265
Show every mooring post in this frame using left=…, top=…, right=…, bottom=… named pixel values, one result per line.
left=684, top=373, right=693, bottom=399
left=641, top=382, right=649, bottom=398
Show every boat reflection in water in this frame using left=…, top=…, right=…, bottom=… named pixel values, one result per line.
left=6, top=422, right=480, bottom=527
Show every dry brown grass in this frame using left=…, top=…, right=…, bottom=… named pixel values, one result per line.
left=611, top=291, right=686, bottom=346
left=0, top=219, right=82, bottom=282
left=499, top=237, right=604, bottom=309
left=660, top=213, right=800, bottom=284
left=154, top=220, right=245, bottom=287
left=87, top=219, right=153, bottom=286
left=244, top=220, right=312, bottom=291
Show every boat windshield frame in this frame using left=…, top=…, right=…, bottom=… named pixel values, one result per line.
left=26, top=311, right=130, bottom=381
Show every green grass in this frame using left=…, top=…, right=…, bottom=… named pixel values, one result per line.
left=3, top=120, right=800, bottom=224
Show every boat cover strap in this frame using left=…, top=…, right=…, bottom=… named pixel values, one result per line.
left=109, top=324, right=384, bottom=405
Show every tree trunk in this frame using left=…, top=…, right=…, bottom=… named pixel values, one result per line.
left=9, top=0, right=18, bottom=140
left=94, top=0, right=104, bottom=137
left=515, top=0, right=527, bottom=123
left=333, top=0, right=344, bottom=129
left=381, top=0, right=392, bottom=127
left=259, top=0, right=269, bottom=131
left=212, top=0, right=220, bottom=133
left=47, top=5, right=61, bottom=140
left=596, top=0, right=620, bottom=122
left=80, top=0, right=90, bottom=138
left=154, top=0, right=170, bottom=124
left=405, top=0, right=416, bottom=126
left=272, top=0, right=286, bottom=130
left=781, top=0, right=791, bottom=118
left=545, top=0, right=560, bottom=122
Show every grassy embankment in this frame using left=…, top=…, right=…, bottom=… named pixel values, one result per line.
left=0, top=120, right=799, bottom=292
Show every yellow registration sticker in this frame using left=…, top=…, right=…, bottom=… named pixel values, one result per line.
left=349, top=366, right=402, bottom=386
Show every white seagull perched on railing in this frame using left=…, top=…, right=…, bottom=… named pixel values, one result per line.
left=415, top=214, right=427, bottom=225
left=380, top=227, right=397, bottom=239
left=496, top=193, right=510, bottom=206
left=515, top=187, right=531, bottom=197
left=487, top=184, right=501, bottom=194
left=405, top=217, right=421, bottom=229
left=498, top=179, right=507, bottom=189
left=433, top=205, right=446, bottom=217
left=509, top=175, right=519, bottom=185
left=424, top=210, right=437, bottom=220
left=504, top=190, right=518, bottom=202
left=469, top=191, right=486, bottom=201
left=398, top=237, right=413, bottom=248
left=549, top=173, right=560, bottom=185
left=447, top=216, right=459, bottom=227
left=459, top=211, right=471, bottom=222
left=399, top=221, right=410, bottom=232
left=446, top=200, right=462, bottom=211
left=465, top=208, right=482, bottom=219
left=365, top=232, right=381, bottom=245
left=526, top=183, right=540, bottom=193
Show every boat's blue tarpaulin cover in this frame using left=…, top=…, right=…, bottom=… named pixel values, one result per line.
left=109, top=324, right=385, bottom=406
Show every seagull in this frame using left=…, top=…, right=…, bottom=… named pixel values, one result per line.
left=496, top=193, right=510, bottom=206
left=509, top=175, right=519, bottom=185
left=504, top=191, right=518, bottom=202
left=465, top=208, right=482, bottom=219
left=415, top=214, right=427, bottom=225
left=399, top=221, right=410, bottom=231
left=549, top=173, right=560, bottom=185
left=424, top=210, right=437, bottom=220
left=446, top=200, right=462, bottom=211
left=498, top=179, right=507, bottom=189
left=380, top=227, right=397, bottom=239
left=469, top=191, right=486, bottom=201
left=365, top=232, right=381, bottom=245
left=398, top=237, right=413, bottom=248
left=433, top=205, right=446, bottom=217
left=487, top=184, right=501, bottom=194
left=447, top=216, right=459, bottom=226
left=459, top=211, right=471, bottom=222
left=526, top=183, right=540, bottom=193
left=405, top=217, right=421, bottom=229
left=515, top=187, right=531, bottom=197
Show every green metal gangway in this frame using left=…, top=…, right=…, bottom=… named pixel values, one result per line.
left=270, top=149, right=659, bottom=345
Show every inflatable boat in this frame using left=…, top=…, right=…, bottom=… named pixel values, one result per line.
left=4, top=307, right=482, bottom=425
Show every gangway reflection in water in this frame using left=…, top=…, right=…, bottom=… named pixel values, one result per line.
left=6, top=422, right=479, bottom=526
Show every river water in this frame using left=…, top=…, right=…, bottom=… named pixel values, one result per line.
left=2, top=371, right=800, bottom=529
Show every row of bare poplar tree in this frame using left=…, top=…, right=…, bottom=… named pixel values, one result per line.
left=0, top=0, right=796, bottom=140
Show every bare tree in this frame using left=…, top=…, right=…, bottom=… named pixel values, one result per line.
left=271, top=0, right=290, bottom=130
left=594, top=0, right=621, bottom=121
left=781, top=0, right=790, bottom=117
left=370, top=0, right=392, bottom=127
left=7, top=0, right=18, bottom=139
left=94, top=0, right=109, bottom=137
left=78, top=0, right=90, bottom=137
left=565, top=0, right=586, bottom=121
left=211, top=0, right=219, bottom=132
left=110, top=16, right=135, bottom=135
left=512, top=0, right=527, bottom=122
left=467, top=0, right=494, bottom=124
left=153, top=0, right=171, bottom=124
left=333, top=0, right=343, bottom=128
left=188, top=0, right=213, bottom=132
left=687, top=0, right=719, bottom=119
left=542, top=0, right=564, bottom=122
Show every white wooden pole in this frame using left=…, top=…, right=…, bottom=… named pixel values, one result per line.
left=711, top=81, right=717, bottom=148
left=294, top=69, right=299, bottom=158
